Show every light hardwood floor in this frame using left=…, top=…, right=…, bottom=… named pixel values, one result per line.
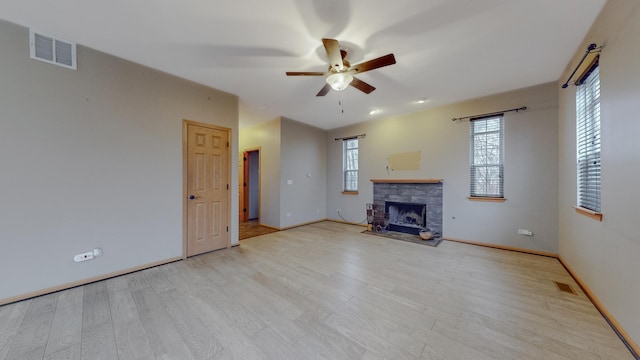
left=0, top=221, right=634, bottom=360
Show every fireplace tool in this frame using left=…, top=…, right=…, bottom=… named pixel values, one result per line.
left=366, top=203, right=374, bottom=231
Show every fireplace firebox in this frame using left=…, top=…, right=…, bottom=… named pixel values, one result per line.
left=385, top=201, right=426, bottom=235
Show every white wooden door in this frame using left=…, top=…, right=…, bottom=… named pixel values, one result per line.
left=187, top=124, right=229, bottom=256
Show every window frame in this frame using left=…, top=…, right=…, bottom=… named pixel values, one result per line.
left=343, top=138, right=359, bottom=193
left=575, top=61, right=601, bottom=217
left=469, top=114, right=505, bottom=199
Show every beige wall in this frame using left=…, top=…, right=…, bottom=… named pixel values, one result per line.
left=0, top=20, right=239, bottom=302
left=239, top=117, right=328, bottom=229
left=558, top=0, right=640, bottom=345
left=239, top=118, right=282, bottom=228
left=279, top=118, right=327, bottom=228
left=327, top=82, right=559, bottom=252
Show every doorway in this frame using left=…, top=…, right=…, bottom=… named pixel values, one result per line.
left=238, top=148, right=275, bottom=240
left=239, top=148, right=260, bottom=222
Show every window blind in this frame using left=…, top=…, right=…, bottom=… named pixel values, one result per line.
left=576, top=65, right=601, bottom=212
left=470, top=115, right=504, bottom=197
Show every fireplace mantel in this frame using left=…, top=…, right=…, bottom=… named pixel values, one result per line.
left=370, top=179, right=442, bottom=184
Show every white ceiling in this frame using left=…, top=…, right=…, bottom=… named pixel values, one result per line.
left=1, top=0, right=606, bottom=130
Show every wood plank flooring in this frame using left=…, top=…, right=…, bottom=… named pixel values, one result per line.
left=239, top=220, right=279, bottom=240
left=0, top=221, right=634, bottom=360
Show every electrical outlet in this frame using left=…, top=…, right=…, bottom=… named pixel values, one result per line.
left=518, top=229, right=533, bottom=236
left=74, top=248, right=103, bottom=262
left=74, top=252, right=94, bottom=262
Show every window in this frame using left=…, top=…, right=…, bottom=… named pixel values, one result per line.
left=576, top=64, right=601, bottom=213
left=343, top=138, right=358, bottom=192
left=470, top=115, right=504, bottom=198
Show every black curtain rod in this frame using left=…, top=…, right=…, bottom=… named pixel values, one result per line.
left=451, top=106, right=527, bottom=122
left=562, top=43, right=601, bottom=89
left=334, top=134, right=366, bottom=141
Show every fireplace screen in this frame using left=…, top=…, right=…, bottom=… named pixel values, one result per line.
left=384, top=201, right=426, bottom=235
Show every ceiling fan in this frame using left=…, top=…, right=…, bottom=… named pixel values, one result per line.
left=286, top=38, right=396, bottom=96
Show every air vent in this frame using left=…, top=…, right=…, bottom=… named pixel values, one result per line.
left=555, top=281, right=578, bottom=295
left=29, top=29, right=77, bottom=70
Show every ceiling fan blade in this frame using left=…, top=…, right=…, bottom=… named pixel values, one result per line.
left=286, top=71, right=326, bottom=76
left=352, top=54, right=396, bottom=74
left=322, top=38, right=344, bottom=71
left=350, top=77, right=376, bottom=94
left=316, top=83, right=332, bottom=97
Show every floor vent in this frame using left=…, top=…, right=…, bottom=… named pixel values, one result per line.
left=555, top=281, right=578, bottom=295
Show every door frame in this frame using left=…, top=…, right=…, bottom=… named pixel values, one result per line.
left=243, top=147, right=261, bottom=222
left=182, top=119, right=232, bottom=259
left=240, top=150, right=249, bottom=222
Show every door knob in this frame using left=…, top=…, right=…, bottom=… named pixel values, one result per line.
left=189, top=194, right=197, bottom=200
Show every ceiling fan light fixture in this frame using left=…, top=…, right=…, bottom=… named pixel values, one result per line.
left=325, top=73, right=353, bottom=91
left=286, top=38, right=395, bottom=96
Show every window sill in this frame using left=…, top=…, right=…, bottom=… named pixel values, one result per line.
left=467, top=197, right=506, bottom=202
left=342, top=191, right=359, bottom=195
left=573, top=206, right=603, bottom=221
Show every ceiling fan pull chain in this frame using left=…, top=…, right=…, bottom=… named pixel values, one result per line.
left=339, top=99, right=345, bottom=114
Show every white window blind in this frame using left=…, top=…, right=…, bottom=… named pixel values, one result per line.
left=343, top=138, right=358, bottom=192
left=576, top=65, right=601, bottom=212
left=470, top=115, right=504, bottom=197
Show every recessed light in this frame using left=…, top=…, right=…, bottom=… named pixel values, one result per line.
left=258, top=105, right=268, bottom=111
left=369, top=110, right=377, bottom=115
left=417, top=98, right=428, bottom=104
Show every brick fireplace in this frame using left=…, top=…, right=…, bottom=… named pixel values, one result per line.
left=371, top=179, right=443, bottom=236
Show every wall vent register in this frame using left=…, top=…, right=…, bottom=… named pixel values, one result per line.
left=29, top=29, right=77, bottom=70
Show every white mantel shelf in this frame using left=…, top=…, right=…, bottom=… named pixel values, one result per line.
left=370, top=179, right=443, bottom=183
